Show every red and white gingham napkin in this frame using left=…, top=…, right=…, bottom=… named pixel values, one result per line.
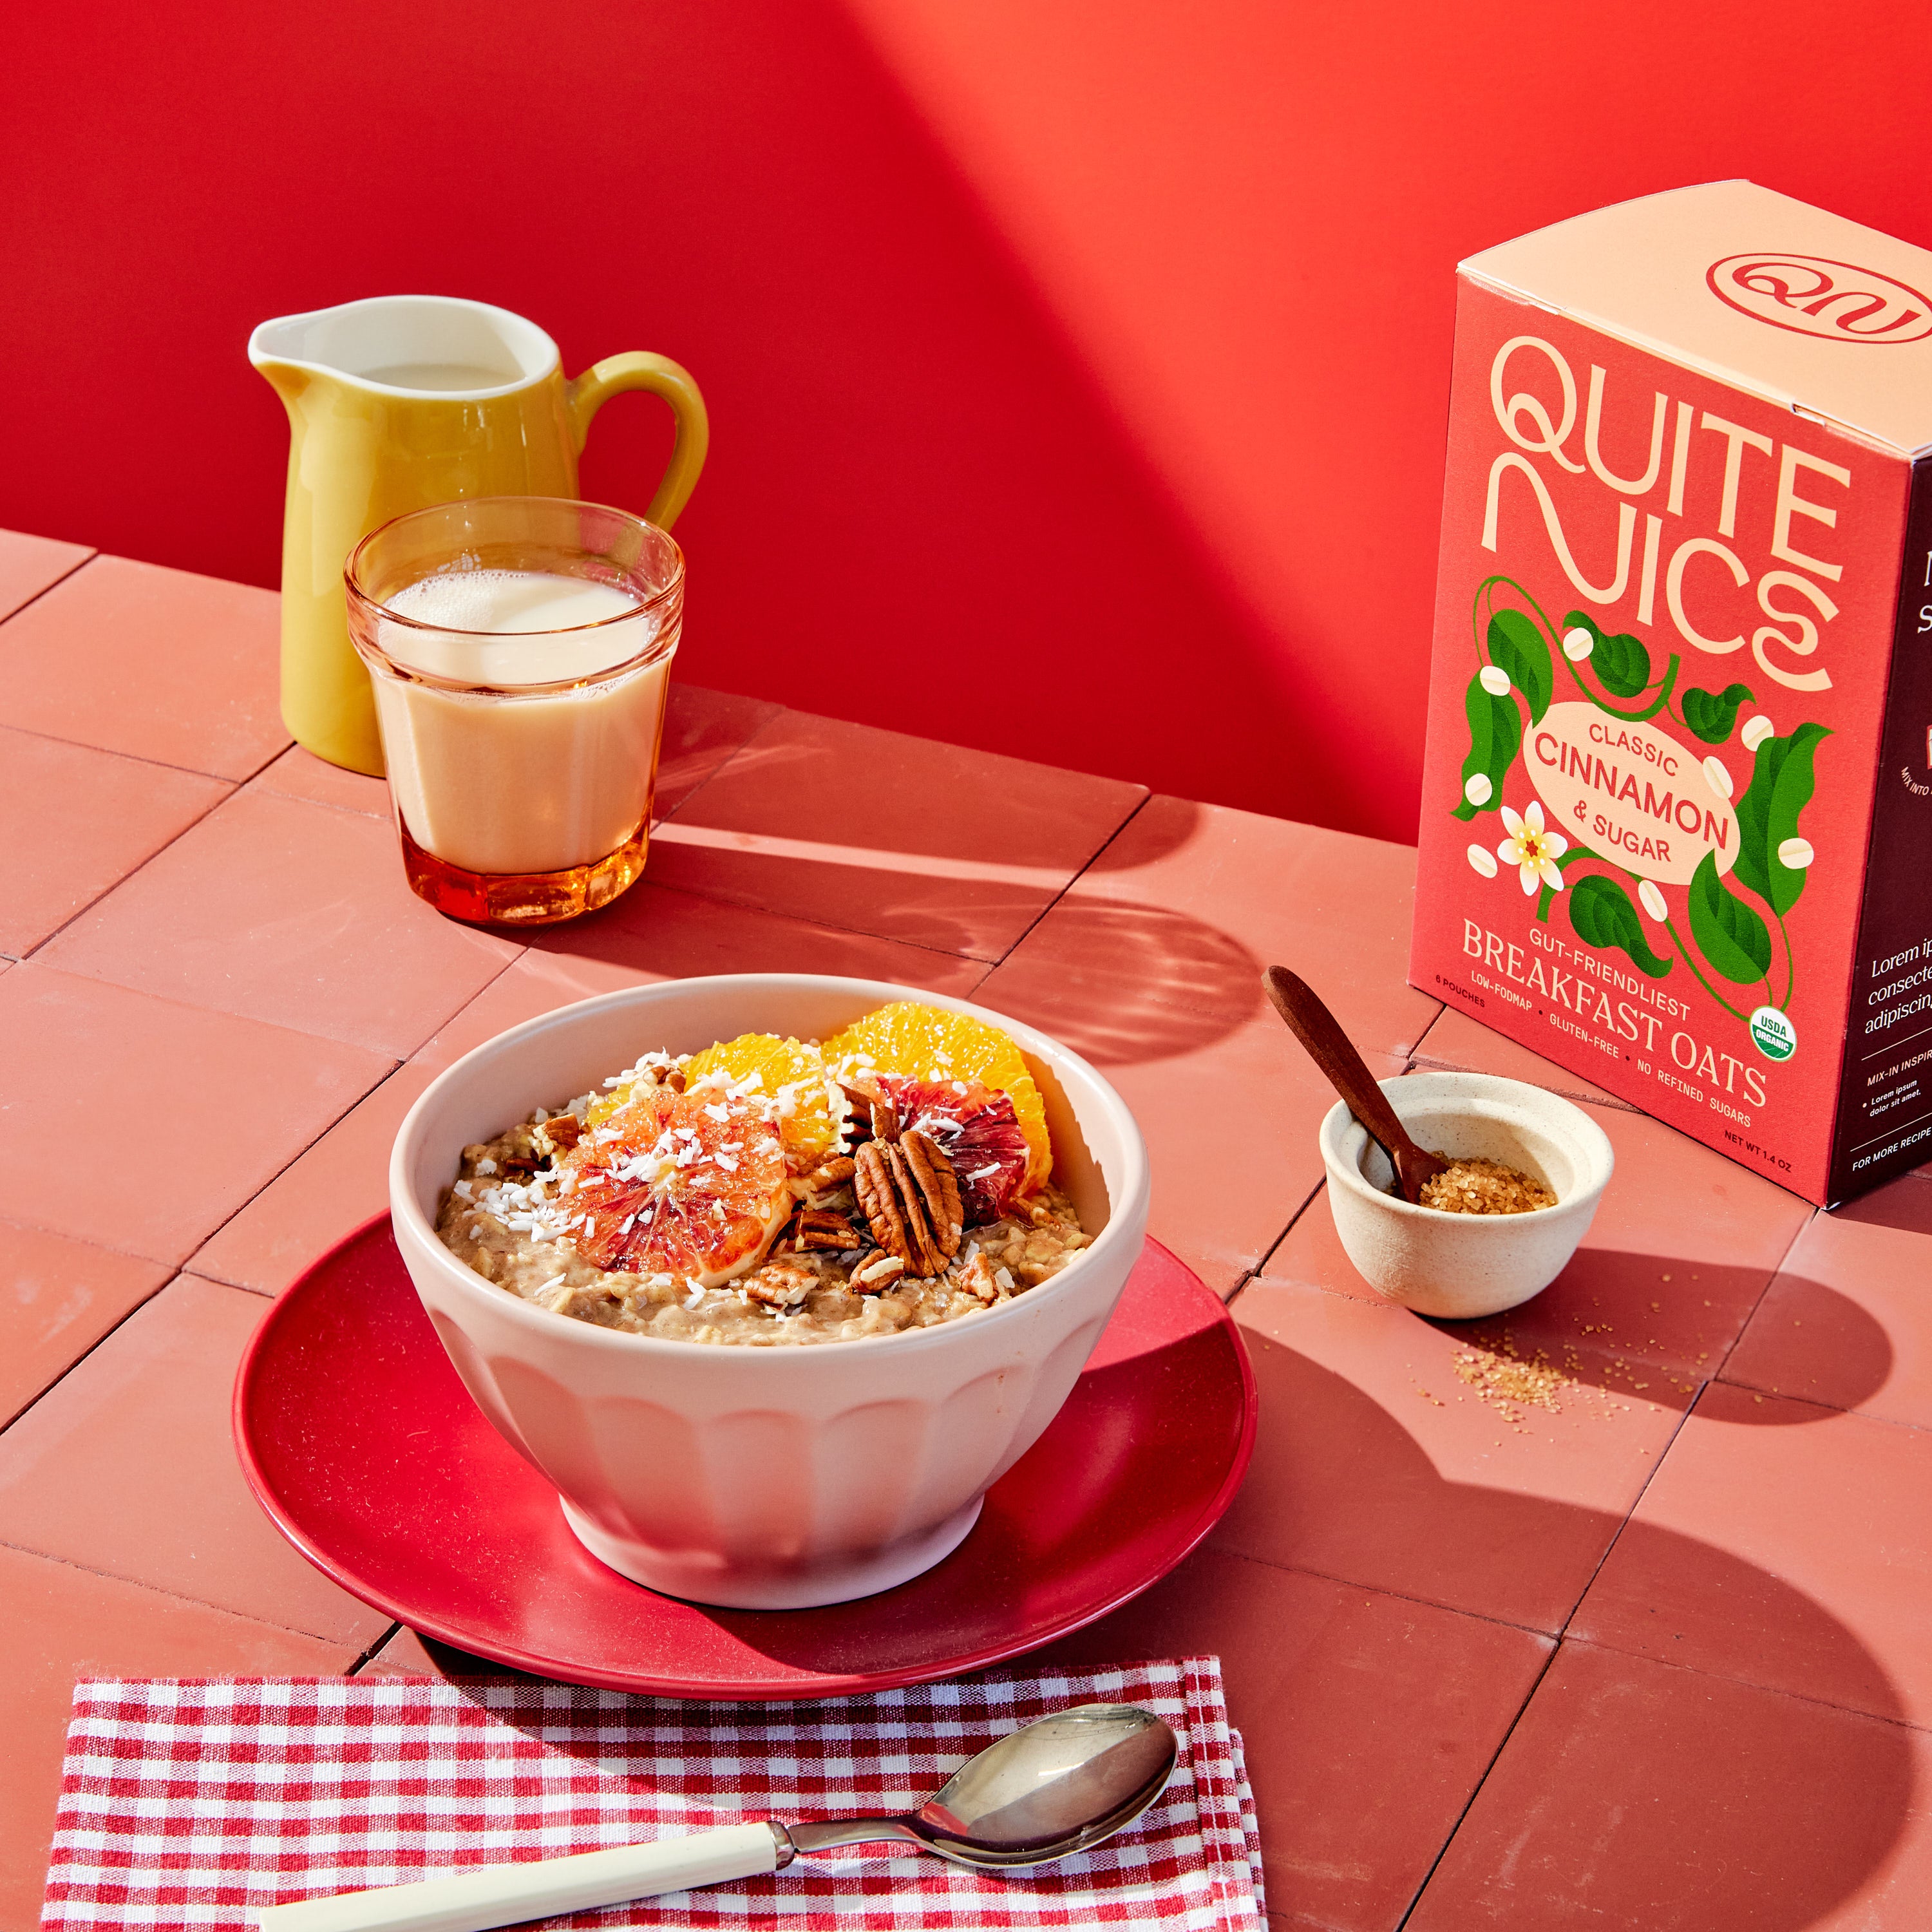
left=41, top=1659, right=1263, bottom=1930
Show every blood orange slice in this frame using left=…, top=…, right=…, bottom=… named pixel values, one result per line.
left=873, top=1076, right=1032, bottom=1226
left=825, top=1003, right=1051, bottom=1188
left=560, top=1086, right=791, bottom=1287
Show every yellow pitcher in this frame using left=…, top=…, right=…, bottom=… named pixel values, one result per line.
left=250, top=295, right=707, bottom=775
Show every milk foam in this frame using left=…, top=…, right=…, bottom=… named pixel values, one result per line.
left=379, top=569, right=659, bottom=685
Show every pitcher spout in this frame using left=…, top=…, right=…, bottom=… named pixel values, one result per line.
left=248, top=309, right=321, bottom=411
left=247, top=296, right=558, bottom=404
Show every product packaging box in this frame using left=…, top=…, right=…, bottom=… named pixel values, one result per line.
left=1410, top=182, right=1932, bottom=1205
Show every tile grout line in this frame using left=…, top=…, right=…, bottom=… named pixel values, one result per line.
left=1700, top=1206, right=1820, bottom=1385
left=650, top=705, right=793, bottom=828
left=608, top=875, right=1007, bottom=971
left=1704, top=1374, right=1932, bottom=1437
left=0, top=1533, right=375, bottom=1651
left=0, top=549, right=98, bottom=627
left=1406, top=1052, right=1646, bottom=1115
left=645, top=775, right=1154, bottom=976
left=975, top=790, right=1155, bottom=971
left=0, top=710, right=291, bottom=786
left=1404, top=1003, right=1450, bottom=1061
left=0, top=1273, right=180, bottom=1437
left=15, top=777, right=245, bottom=963
left=1206, top=1544, right=1558, bottom=1642
left=345, top=1624, right=404, bottom=1676
left=1392, top=1640, right=1562, bottom=1929
left=0, top=1208, right=194, bottom=1278
left=1553, top=1627, right=1932, bottom=1734
left=0, top=1260, right=332, bottom=1442
left=1392, top=1374, right=1708, bottom=1927
left=1243, top=1179, right=1327, bottom=1285
left=175, top=1054, right=411, bottom=1287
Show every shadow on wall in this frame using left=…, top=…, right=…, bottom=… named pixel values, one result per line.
left=0, top=0, right=1349, bottom=828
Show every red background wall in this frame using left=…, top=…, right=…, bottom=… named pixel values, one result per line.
left=4, top=0, right=1927, bottom=840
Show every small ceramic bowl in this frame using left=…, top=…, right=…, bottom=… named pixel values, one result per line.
left=390, top=974, right=1149, bottom=1610
left=1318, top=1071, right=1613, bottom=1319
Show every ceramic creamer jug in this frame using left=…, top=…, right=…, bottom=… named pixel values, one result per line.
left=250, top=295, right=707, bottom=775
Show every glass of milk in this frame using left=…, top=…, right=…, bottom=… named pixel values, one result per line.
left=344, top=497, right=683, bottom=924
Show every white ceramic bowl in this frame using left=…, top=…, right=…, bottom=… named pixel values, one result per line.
left=1318, top=1071, right=1613, bottom=1319
left=390, top=974, right=1149, bottom=1609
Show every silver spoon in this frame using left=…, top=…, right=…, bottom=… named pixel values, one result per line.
left=256, top=1703, right=1178, bottom=1932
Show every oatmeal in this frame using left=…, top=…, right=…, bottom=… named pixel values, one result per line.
left=1417, top=1155, right=1556, bottom=1215
left=435, top=1003, right=1094, bottom=1345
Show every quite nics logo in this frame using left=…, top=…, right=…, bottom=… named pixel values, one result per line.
left=1706, top=254, right=1932, bottom=344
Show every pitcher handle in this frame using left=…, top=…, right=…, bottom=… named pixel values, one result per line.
left=566, top=352, right=709, bottom=531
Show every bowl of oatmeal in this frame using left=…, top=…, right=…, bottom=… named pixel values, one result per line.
left=1319, top=1070, right=1613, bottom=1319
left=390, top=975, right=1148, bottom=1609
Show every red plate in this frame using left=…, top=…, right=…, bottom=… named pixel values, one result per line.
left=234, top=1217, right=1255, bottom=1698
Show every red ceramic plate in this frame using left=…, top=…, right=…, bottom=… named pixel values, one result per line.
left=234, top=1217, right=1255, bottom=1698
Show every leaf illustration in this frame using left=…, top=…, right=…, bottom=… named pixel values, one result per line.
left=1487, top=609, right=1553, bottom=723
left=1452, top=673, right=1520, bottom=821
left=1680, top=681, right=1755, bottom=745
left=1566, top=875, right=1672, bottom=978
left=1730, top=721, right=1831, bottom=916
left=1689, top=851, right=1773, bottom=985
left=1564, top=610, right=1652, bottom=697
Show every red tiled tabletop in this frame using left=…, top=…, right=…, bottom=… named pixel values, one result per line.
left=2, top=531, right=1926, bottom=1930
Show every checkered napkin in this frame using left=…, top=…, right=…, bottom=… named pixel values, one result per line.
left=42, top=1659, right=1263, bottom=1930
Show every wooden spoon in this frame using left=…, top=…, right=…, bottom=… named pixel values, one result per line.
left=1263, top=965, right=1449, bottom=1205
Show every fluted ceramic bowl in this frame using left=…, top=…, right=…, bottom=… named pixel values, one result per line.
left=390, top=975, right=1149, bottom=1609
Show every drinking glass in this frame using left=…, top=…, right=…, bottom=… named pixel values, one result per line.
left=345, top=496, right=683, bottom=925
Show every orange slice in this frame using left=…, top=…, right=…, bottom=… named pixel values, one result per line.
left=824, top=1002, right=1050, bottom=1188
left=683, top=1032, right=838, bottom=1173
left=560, top=1086, right=790, bottom=1287
left=585, top=1052, right=680, bottom=1129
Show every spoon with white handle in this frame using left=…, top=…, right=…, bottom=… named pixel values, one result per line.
left=255, top=1703, right=1177, bottom=1932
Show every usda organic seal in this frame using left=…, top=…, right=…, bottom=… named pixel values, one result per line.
left=1750, top=1006, right=1797, bottom=1063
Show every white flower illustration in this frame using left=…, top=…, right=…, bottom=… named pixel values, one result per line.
left=1779, top=837, right=1815, bottom=869
left=1638, top=879, right=1667, bottom=922
left=1479, top=664, right=1511, bottom=696
left=1464, top=772, right=1493, bottom=806
left=1741, top=714, right=1776, bottom=752
left=1497, top=801, right=1568, bottom=896
left=1467, top=843, right=1499, bottom=878
left=1562, top=626, right=1594, bottom=661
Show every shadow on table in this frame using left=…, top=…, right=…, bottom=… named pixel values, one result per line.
left=393, top=1324, right=1916, bottom=1932
left=1177, top=1342, right=1913, bottom=1929
left=1412, top=1249, right=1893, bottom=1425
left=972, top=895, right=1265, bottom=1065
left=1831, top=1171, right=1932, bottom=1235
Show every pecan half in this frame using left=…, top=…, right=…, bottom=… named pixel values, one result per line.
left=540, top=1113, right=582, bottom=1151
left=743, top=1264, right=815, bottom=1310
left=840, top=1082, right=902, bottom=1148
left=853, top=1131, right=962, bottom=1277
left=900, top=1130, right=963, bottom=1252
left=793, top=1208, right=862, bottom=1252
left=798, top=1155, right=857, bottom=1206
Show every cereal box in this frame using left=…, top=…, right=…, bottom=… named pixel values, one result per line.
left=1410, top=182, right=1932, bottom=1205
